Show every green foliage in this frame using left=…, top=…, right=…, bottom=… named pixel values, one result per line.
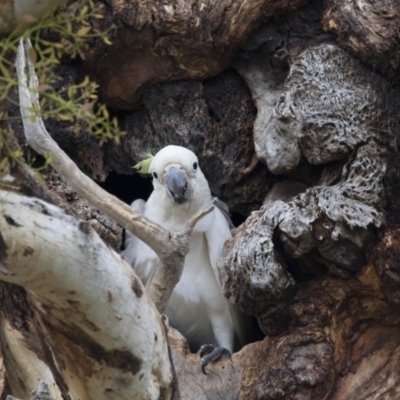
left=0, top=115, right=53, bottom=178
left=0, top=0, right=126, bottom=176
left=0, top=128, right=21, bottom=176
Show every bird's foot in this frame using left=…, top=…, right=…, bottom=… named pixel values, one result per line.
left=199, top=344, right=231, bottom=375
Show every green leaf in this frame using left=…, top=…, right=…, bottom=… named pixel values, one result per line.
left=102, top=36, right=112, bottom=45
left=0, top=157, right=9, bottom=172
left=11, top=150, right=23, bottom=158
left=58, top=114, right=73, bottom=121
left=76, top=26, right=91, bottom=36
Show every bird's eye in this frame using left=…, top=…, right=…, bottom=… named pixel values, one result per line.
left=152, top=172, right=158, bottom=179
left=193, top=162, right=198, bottom=170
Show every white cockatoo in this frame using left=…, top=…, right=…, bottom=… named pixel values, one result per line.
left=123, top=145, right=244, bottom=372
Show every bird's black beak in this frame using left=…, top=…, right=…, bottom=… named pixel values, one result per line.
left=165, top=166, right=192, bottom=204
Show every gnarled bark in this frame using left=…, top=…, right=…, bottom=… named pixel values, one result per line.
left=0, top=187, right=173, bottom=399
left=6, top=382, right=56, bottom=400
left=45, top=168, right=123, bottom=251
left=3, top=0, right=400, bottom=398
left=0, top=314, right=62, bottom=399
left=223, top=40, right=399, bottom=334
left=79, top=0, right=307, bottom=109
left=323, top=0, right=400, bottom=87
left=168, top=239, right=400, bottom=399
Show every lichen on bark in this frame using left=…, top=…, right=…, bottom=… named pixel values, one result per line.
left=222, top=43, right=399, bottom=335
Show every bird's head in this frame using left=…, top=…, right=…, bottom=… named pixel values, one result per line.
left=149, top=145, right=210, bottom=206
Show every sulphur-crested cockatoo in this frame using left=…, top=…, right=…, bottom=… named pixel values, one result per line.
left=123, top=145, right=244, bottom=373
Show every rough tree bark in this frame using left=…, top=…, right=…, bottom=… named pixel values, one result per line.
left=2, top=0, right=400, bottom=399
left=80, top=0, right=307, bottom=109
left=225, top=40, right=398, bottom=335
left=1, top=37, right=222, bottom=399
left=323, top=0, right=400, bottom=87
left=0, top=187, right=173, bottom=399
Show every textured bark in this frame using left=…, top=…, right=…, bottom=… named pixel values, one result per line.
left=169, top=246, right=400, bottom=399
left=4, top=0, right=400, bottom=398
left=239, top=261, right=400, bottom=400
left=370, top=225, right=400, bottom=306
left=0, top=188, right=173, bottom=399
left=45, top=169, right=123, bottom=251
left=323, top=0, right=400, bottom=87
left=80, top=0, right=307, bottom=109
left=223, top=15, right=399, bottom=333
left=0, top=313, right=63, bottom=399
left=6, top=382, right=56, bottom=400
left=168, top=328, right=244, bottom=399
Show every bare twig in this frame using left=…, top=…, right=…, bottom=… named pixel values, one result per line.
left=185, top=202, right=215, bottom=234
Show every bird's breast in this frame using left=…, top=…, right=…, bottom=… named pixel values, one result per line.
left=165, top=232, right=227, bottom=349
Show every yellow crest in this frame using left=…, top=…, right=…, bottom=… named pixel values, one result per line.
left=133, top=152, right=154, bottom=175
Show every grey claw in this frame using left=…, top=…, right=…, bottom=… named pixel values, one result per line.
left=200, top=346, right=231, bottom=375
left=199, top=344, right=215, bottom=358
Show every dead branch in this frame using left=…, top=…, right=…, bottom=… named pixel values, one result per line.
left=0, top=188, right=174, bottom=399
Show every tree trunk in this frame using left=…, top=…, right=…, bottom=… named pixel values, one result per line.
left=0, top=187, right=173, bottom=399
left=2, top=0, right=400, bottom=399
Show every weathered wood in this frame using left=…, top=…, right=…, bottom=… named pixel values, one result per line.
left=223, top=25, right=400, bottom=332
left=239, top=261, right=400, bottom=399
left=0, top=188, right=173, bottom=399
left=370, top=226, right=400, bottom=306
left=4, top=0, right=400, bottom=398
left=78, top=0, right=307, bottom=109
left=168, top=241, right=400, bottom=399
left=45, top=169, right=123, bottom=251
left=323, top=0, right=400, bottom=87
left=0, top=305, right=63, bottom=399
left=6, top=382, right=56, bottom=400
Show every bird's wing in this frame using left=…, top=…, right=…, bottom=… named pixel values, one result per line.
left=204, top=205, right=231, bottom=281
left=205, top=204, right=252, bottom=349
left=122, top=199, right=158, bottom=285
left=214, top=198, right=234, bottom=229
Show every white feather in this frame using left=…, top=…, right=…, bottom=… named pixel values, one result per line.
left=122, top=145, right=241, bottom=352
